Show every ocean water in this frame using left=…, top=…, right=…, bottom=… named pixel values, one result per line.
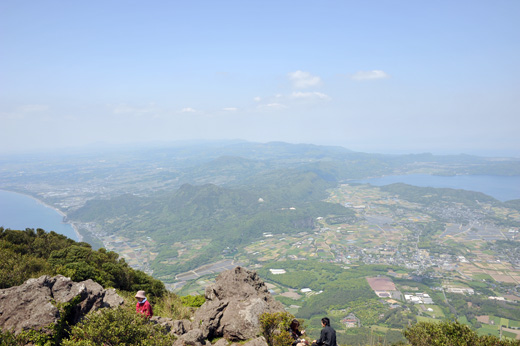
left=0, top=190, right=79, bottom=241
left=350, top=174, right=520, bottom=202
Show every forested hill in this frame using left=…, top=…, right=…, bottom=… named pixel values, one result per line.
left=68, top=170, right=355, bottom=276
left=0, top=227, right=165, bottom=296
left=379, top=183, right=498, bottom=206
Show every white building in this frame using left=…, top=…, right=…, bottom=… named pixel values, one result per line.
left=269, top=269, right=286, bottom=275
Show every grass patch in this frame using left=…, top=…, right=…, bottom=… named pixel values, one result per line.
left=458, top=316, right=471, bottom=326
left=423, top=305, right=445, bottom=318
left=509, top=320, right=520, bottom=328
left=286, top=307, right=299, bottom=315
left=489, top=316, right=501, bottom=326
left=369, top=325, right=390, bottom=332
left=416, top=316, right=437, bottom=323
left=503, top=331, right=518, bottom=340
left=477, top=325, right=500, bottom=337
left=468, top=280, right=489, bottom=288
left=471, top=273, right=494, bottom=281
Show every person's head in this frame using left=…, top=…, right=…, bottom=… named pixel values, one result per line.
left=290, top=319, right=300, bottom=331
left=135, top=290, right=146, bottom=303
left=321, top=317, right=330, bottom=327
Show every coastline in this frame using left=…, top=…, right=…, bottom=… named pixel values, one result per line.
left=348, top=174, right=520, bottom=202
left=0, top=189, right=83, bottom=242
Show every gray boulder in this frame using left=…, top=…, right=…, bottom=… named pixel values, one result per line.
left=0, top=275, right=124, bottom=335
left=151, top=316, right=192, bottom=335
left=192, top=266, right=284, bottom=341
left=231, top=336, right=269, bottom=346
left=212, top=338, right=231, bottom=346
left=173, top=328, right=206, bottom=346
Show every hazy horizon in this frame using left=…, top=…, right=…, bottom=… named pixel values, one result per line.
left=1, top=139, right=518, bottom=160
left=1, top=1, right=519, bottom=157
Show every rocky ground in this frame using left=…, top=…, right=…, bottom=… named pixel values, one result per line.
left=0, top=266, right=284, bottom=346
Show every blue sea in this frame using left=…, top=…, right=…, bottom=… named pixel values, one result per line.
left=0, top=190, right=79, bottom=241
left=350, top=174, right=520, bottom=202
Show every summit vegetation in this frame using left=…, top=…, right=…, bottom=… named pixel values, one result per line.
left=0, top=227, right=165, bottom=297
left=0, top=227, right=199, bottom=345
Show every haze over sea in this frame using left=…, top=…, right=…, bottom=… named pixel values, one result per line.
left=0, top=190, right=79, bottom=241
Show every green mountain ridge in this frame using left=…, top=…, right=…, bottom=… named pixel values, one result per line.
left=69, top=171, right=354, bottom=278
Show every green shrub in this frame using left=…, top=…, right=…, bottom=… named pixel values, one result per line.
left=0, top=328, right=52, bottom=346
left=404, top=320, right=520, bottom=346
left=0, top=228, right=166, bottom=298
left=151, top=291, right=193, bottom=320
left=62, top=306, right=175, bottom=346
left=180, top=294, right=206, bottom=307
left=260, top=311, right=297, bottom=346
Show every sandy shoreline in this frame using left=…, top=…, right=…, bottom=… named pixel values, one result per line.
left=0, top=189, right=83, bottom=242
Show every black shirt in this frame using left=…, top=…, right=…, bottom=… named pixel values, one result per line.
left=315, top=325, right=336, bottom=346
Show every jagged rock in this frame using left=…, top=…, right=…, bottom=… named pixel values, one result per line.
left=0, top=275, right=124, bottom=335
left=192, top=266, right=284, bottom=341
left=151, top=316, right=175, bottom=333
left=173, top=328, right=206, bottom=346
left=231, top=336, right=268, bottom=346
left=172, top=319, right=193, bottom=335
left=212, top=338, right=231, bottom=346
left=151, top=316, right=192, bottom=335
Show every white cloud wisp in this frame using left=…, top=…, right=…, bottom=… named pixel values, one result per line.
left=290, top=91, right=331, bottom=100
left=288, top=70, right=322, bottom=88
left=351, top=70, right=390, bottom=81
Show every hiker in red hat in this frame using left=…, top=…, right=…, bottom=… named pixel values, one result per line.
left=135, top=290, right=153, bottom=318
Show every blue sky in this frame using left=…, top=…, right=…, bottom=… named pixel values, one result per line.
left=1, top=1, right=519, bottom=156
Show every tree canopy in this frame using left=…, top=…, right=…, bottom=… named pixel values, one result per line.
left=0, top=227, right=165, bottom=297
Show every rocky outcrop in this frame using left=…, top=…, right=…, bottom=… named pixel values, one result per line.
left=0, top=275, right=124, bottom=334
left=191, top=266, right=284, bottom=341
left=173, top=328, right=209, bottom=346
left=151, top=317, right=192, bottom=335
left=234, top=337, right=271, bottom=346
left=0, top=267, right=277, bottom=346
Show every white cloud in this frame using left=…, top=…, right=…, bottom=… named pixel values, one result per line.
left=223, top=107, right=238, bottom=111
left=290, top=91, right=331, bottom=100
left=351, top=70, right=390, bottom=80
left=288, top=70, right=322, bottom=89
left=253, top=96, right=261, bottom=102
left=264, top=103, right=287, bottom=110
left=181, top=107, right=196, bottom=113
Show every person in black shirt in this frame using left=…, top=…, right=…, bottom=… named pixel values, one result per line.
left=312, top=317, right=337, bottom=346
